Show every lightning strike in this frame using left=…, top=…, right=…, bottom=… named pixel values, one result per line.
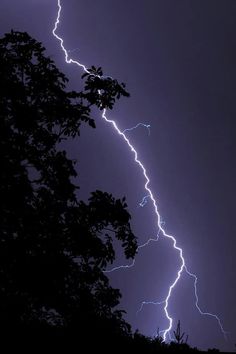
left=52, top=0, right=226, bottom=342
left=137, top=299, right=166, bottom=316
left=139, top=195, right=150, bottom=207
left=122, top=123, right=151, bottom=135
left=185, top=266, right=228, bottom=340
left=105, top=218, right=166, bottom=275
left=105, top=259, right=136, bottom=274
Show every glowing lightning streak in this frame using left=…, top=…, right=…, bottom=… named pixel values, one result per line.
left=122, top=123, right=151, bottom=135
left=139, top=195, right=150, bottom=207
left=185, top=266, right=228, bottom=339
left=105, top=217, right=165, bottom=274
left=137, top=300, right=165, bottom=316
left=52, top=0, right=226, bottom=342
left=52, top=2, right=89, bottom=74
left=100, top=109, right=188, bottom=341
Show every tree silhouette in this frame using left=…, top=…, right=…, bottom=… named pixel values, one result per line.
left=0, top=30, right=137, bottom=345
left=169, top=321, right=191, bottom=353
left=173, top=320, right=188, bottom=345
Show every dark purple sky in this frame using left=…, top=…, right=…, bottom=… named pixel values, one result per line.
left=1, top=0, right=236, bottom=351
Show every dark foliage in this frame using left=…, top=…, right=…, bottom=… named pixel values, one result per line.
left=0, top=30, right=136, bottom=347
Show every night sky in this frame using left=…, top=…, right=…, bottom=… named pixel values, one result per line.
left=1, top=0, right=236, bottom=351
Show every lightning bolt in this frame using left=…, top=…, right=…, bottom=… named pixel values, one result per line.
left=136, top=299, right=165, bottom=316
left=52, top=0, right=227, bottom=342
left=139, top=195, right=150, bottom=207
left=122, top=123, right=151, bottom=135
left=185, top=266, right=228, bottom=339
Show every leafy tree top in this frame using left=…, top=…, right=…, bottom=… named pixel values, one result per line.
left=0, top=30, right=137, bottom=333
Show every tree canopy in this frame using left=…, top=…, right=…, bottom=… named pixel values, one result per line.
left=0, top=30, right=137, bottom=344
